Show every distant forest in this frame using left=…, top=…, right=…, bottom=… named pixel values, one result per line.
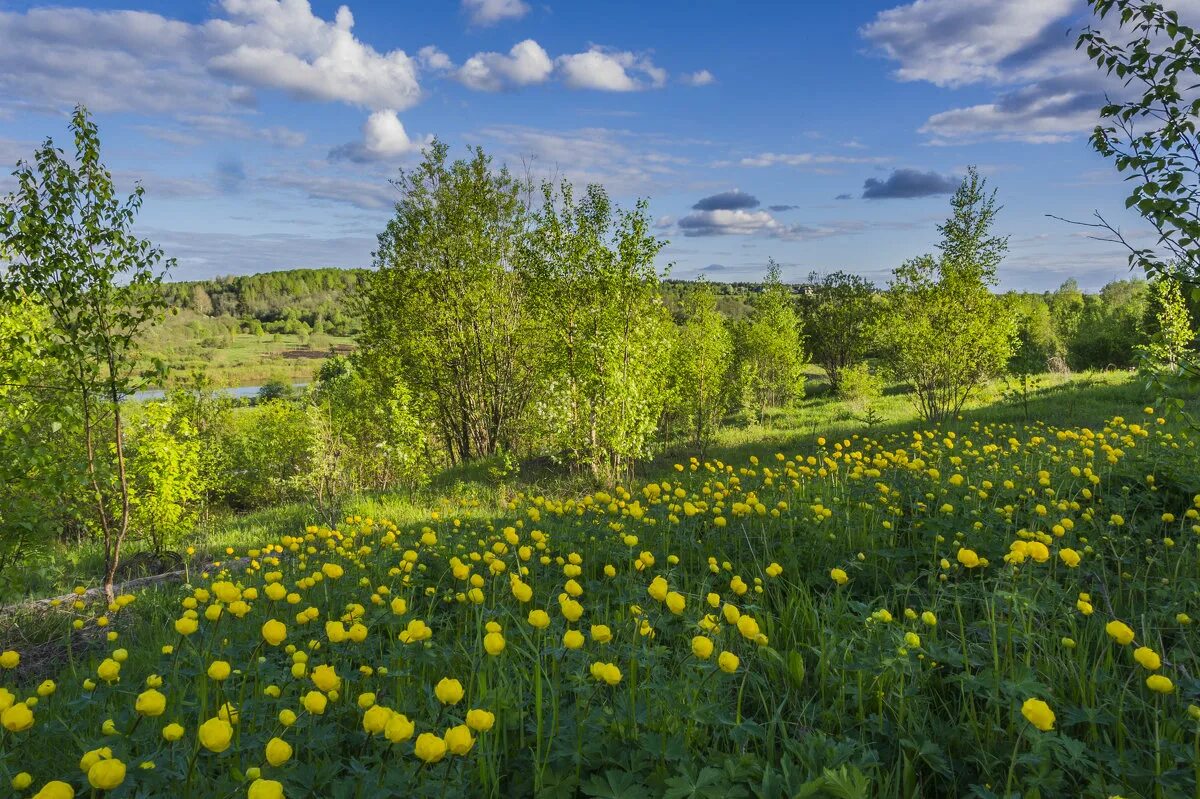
left=161, top=266, right=1184, bottom=374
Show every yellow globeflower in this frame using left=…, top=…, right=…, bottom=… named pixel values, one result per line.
left=691, top=636, right=714, bottom=659
left=590, top=624, right=613, bottom=643
left=435, top=678, right=464, bottom=705
left=162, top=723, right=185, bottom=741
left=310, top=664, right=339, bottom=693
left=0, top=650, right=20, bottom=669
left=96, top=658, right=121, bottom=683
left=830, top=568, right=849, bottom=586
left=466, top=709, right=495, bottom=732
left=207, top=661, right=232, bottom=681
left=717, top=651, right=739, bottom=674
left=1134, top=646, right=1162, bottom=671
left=135, top=689, right=167, bottom=717
left=11, top=773, right=32, bottom=790
left=1106, top=620, right=1136, bottom=646
left=1021, top=698, right=1055, bottom=731
left=1, top=703, right=33, bottom=732
left=483, top=631, right=506, bottom=655
left=174, top=617, right=198, bottom=636
left=1147, top=675, right=1175, bottom=694
left=956, top=548, right=981, bottom=569
left=414, top=732, right=448, bottom=763
left=363, top=704, right=392, bottom=734
left=444, top=724, right=475, bottom=755
left=265, top=737, right=293, bottom=766
left=527, top=609, right=550, bottom=629
left=87, top=759, right=126, bottom=791
left=385, top=713, right=415, bottom=743
left=665, top=592, right=686, bottom=615
left=198, top=717, right=234, bottom=753
left=261, top=619, right=287, bottom=646
left=302, top=691, right=328, bottom=715
left=563, top=630, right=585, bottom=649
left=31, top=781, right=74, bottom=799
left=247, top=778, right=285, bottom=799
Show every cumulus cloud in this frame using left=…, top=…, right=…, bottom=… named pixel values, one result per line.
left=206, top=1, right=421, bottom=111
left=456, top=39, right=553, bottom=91
left=693, top=190, right=760, bottom=211
left=681, top=69, right=715, bottom=86
left=678, top=209, right=784, bottom=237
left=556, top=48, right=667, bottom=91
left=462, top=0, right=530, bottom=27
left=861, top=168, right=959, bottom=199
left=329, top=109, right=430, bottom=162
left=0, top=0, right=424, bottom=156
left=418, top=45, right=453, bottom=72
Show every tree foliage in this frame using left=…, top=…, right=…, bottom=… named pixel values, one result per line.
left=360, top=141, right=538, bottom=465
left=666, top=281, right=734, bottom=456
left=875, top=168, right=1016, bottom=421
left=797, top=271, right=875, bottom=393
left=733, top=261, right=806, bottom=421
left=0, top=106, right=172, bottom=596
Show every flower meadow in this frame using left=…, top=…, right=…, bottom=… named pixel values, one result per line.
left=2, top=409, right=1200, bottom=798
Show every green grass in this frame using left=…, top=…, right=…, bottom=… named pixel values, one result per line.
left=0, top=369, right=1196, bottom=797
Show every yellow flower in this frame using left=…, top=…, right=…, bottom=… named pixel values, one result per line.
left=718, top=651, right=739, bottom=673
left=590, top=624, right=612, bottom=643
left=0, top=650, right=20, bottom=668
left=527, top=609, right=550, bottom=629
left=311, top=664, right=339, bottom=693
left=279, top=709, right=298, bottom=727
left=1, top=703, right=33, bottom=732
left=1021, top=698, right=1055, bottom=731
left=956, top=548, right=981, bottom=569
left=434, top=677, right=465, bottom=705
left=198, top=717, right=234, bottom=753
left=37, top=679, right=55, bottom=697
left=135, top=689, right=167, bottom=717
left=1134, top=646, right=1162, bottom=671
left=483, top=631, right=505, bottom=655
left=563, top=629, right=585, bottom=649
left=1106, top=620, right=1135, bottom=646
left=921, top=611, right=937, bottom=627
left=414, top=732, right=448, bottom=763
left=87, top=758, right=126, bottom=791
left=162, top=723, right=184, bottom=741
left=1058, top=548, right=1081, bottom=568
left=830, top=568, right=849, bottom=585
left=174, top=617, right=198, bottom=636
left=302, top=691, right=328, bottom=715
left=265, top=737, right=293, bottom=766
left=385, top=713, right=415, bottom=743
left=444, top=724, right=475, bottom=755
left=363, top=704, right=392, bottom=735
left=96, top=658, right=121, bottom=683
left=261, top=619, right=287, bottom=646
left=247, top=778, right=285, bottom=799
left=765, top=562, right=783, bottom=577
left=1147, top=674, right=1175, bottom=694
left=466, top=708, right=495, bottom=732
left=665, top=591, right=686, bottom=615
left=11, top=773, right=33, bottom=790
left=691, top=636, right=714, bottom=659
left=736, top=615, right=760, bottom=640
left=590, top=661, right=623, bottom=685
left=31, top=781, right=74, bottom=799
left=207, top=660, right=232, bottom=681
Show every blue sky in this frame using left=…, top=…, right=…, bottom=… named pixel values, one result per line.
left=0, top=0, right=1175, bottom=290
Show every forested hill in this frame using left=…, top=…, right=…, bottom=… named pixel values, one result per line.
left=163, top=268, right=369, bottom=337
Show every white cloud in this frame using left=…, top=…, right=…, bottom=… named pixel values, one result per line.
left=0, top=1, right=422, bottom=115
left=462, top=0, right=530, bottom=27
left=456, top=39, right=553, bottom=91
left=738, top=152, right=887, bottom=168
left=862, top=0, right=1200, bottom=143
left=860, top=0, right=1076, bottom=88
left=678, top=208, right=784, bottom=237
left=681, top=69, right=715, bottom=87
left=329, top=109, right=430, bottom=162
left=555, top=48, right=667, bottom=91
left=207, top=0, right=421, bottom=111
left=418, top=45, right=453, bottom=72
